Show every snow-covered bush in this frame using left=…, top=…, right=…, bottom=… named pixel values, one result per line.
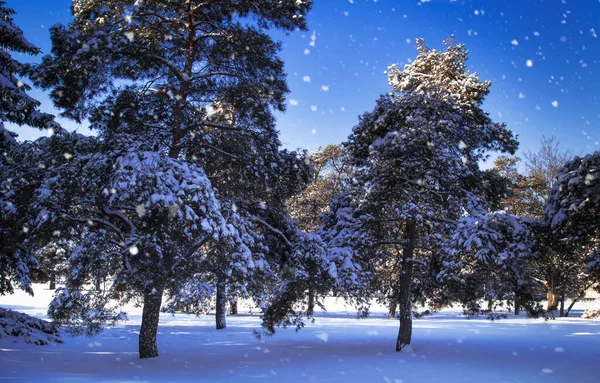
left=0, top=308, right=62, bottom=345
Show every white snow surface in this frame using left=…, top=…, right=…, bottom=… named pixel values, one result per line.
left=1, top=285, right=599, bottom=382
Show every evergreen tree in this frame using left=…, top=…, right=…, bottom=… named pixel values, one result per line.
left=545, top=151, right=600, bottom=315
left=0, top=1, right=61, bottom=296
left=323, top=37, right=517, bottom=351
left=287, top=145, right=352, bottom=316
left=32, top=0, right=314, bottom=358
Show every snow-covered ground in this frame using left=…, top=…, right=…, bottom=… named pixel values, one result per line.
left=1, top=285, right=599, bottom=383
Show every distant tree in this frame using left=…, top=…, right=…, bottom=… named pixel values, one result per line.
left=287, top=144, right=352, bottom=316
left=288, top=144, right=352, bottom=232
left=322, top=37, right=517, bottom=351
left=545, top=151, right=600, bottom=316
left=522, top=137, right=575, bottom=311
left=32, top=0, right=314, bottom=359
left=523, top=136, right=572, bottom=218
left=446, top=212, right=538, bottom=316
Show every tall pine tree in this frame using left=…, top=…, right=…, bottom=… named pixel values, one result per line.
left=33, top=0, right=314, bottom=358
left=324, top=37, right=518, bottom=351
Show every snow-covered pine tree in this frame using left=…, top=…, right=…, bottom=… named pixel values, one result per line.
left=32, top=0, right=313, bottom=359
left=444, top=212, right=537, bottom=316
left=325, top=37, right=518, bottom=351
left=0, top=0, right=62, bottom=296
left=545, top=151, right=600, bottom=315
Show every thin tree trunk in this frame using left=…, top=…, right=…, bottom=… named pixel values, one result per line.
left=514, top=285, right=520, bottom=316
left=215, top=279, right=226, bottom=330
left=487, top=299, right=493, bottom=312
left=49, top=272, right=56, bottom=290
left=559, top=290, right=566, bottom=317
left=307, top=287, right=315, bottom=317
left=139, top=281, right=164, bottom=359
left=229, top=297, right=238, bottom=315
left=388, top=296, right=397, bottom=319
left=396, top=221, right=415, bottom=352
left=565, top=287, right=589, bottom=317
left=565, top=297, right=579, bottom=318
left=94, top=277, right=101, bottom=291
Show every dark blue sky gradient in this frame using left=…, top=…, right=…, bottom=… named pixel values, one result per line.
left=7, top=0, right=600, bottom=162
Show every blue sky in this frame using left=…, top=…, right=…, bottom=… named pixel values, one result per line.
left=7, top=0, right=600, bottom=162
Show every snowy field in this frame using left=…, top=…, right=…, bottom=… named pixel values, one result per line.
left=1, top=285, right=599, bottom=383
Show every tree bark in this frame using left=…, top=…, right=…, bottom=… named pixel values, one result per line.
left=559, top=290, right=566, bottom=317
left=139, top=281, right=164, bottom=359
left=229, top=297, right=238, bottom=315
left=388, top=297, right=397, bottom=319
left=565, top=297, right=579, bottom=318
left=49, top=272, right=56, bottom=290
left=396, top=221, right=415, bottom=352
left=547, top=289, right=559, bottom=311
left=215, top=279, right=227, bottom=330
left=307, top=287, right=315, bottom=317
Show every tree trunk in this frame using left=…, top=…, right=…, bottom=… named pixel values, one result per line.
left=514, top=285, right=520, bottom=316
left=139, top=281, right=164, bottom=359
left=559, top=290, right=566, bottom=317
left=547, top=289, right=559, bottom=311
left=565, top=297, right=579, bottom=318
left=487, top=299, right=493, bottom=312
left=49, top=272, right=56, bottom=290
left=94, top=277, right=101, bottom=292
left=307, top=287, right=315, bottom=317
left=388, top=296, right=397, bottom=319
left=215, top=279, right=227, bottom=330
left=396, top=221, right=415, bottom=352
left=229, top=297, right=238, bottom=315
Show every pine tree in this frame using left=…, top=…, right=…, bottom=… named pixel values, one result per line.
left=324, top=37, right=517, bottom=351
left=0, top=1, right=62, bottom=297
left=32, top=0, right=313, bottom=359
left=545, top=151, right=600, bottom=315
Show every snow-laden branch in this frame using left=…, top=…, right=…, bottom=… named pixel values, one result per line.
left=104, top=207, right=136, bottom=238
left=62, top=213, right=124, bottom=241
left=250, top=216, right=293, bottom=248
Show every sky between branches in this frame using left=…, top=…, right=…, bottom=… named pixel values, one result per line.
left=7, top=0, right=600, bottom=163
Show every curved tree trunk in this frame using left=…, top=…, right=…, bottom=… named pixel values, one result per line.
left=216, top=279, right=227, bottom=330
left=565, top=297, right=579, bottom=318
left=139, top=280, right=165, bottom=359
left=396, top=221, right=415, bottom=352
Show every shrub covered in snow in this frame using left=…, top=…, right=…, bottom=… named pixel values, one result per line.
left=582, top=308, right=600, bottom=319
left=0, top=308, right=62, bottom=345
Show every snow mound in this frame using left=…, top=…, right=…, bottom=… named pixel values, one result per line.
left=0, top=307, right=62, bottom=345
